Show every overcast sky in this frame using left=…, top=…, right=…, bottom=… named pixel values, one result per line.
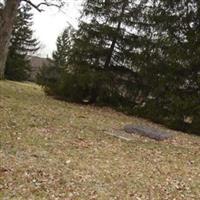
left=0, top=0, right=83, bottom=57
left=32, top=0, right=83, bottom=57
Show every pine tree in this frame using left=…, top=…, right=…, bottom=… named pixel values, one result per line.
left=38, top=0, right=199, bottom=134
left=56, top=0, right=144, bottom=104
left=71, top=0, right=200, bottom=134
left=133, top=0, right=200, bottom=133
left=5, top=3, right=39, bottom=81
left=52, top=27, right=74, bottom=68
left=0, top=0, right=64, bottom=79
left=37, top=26, right=74, bottom=91
left=71, top=0, right=134, bottom=70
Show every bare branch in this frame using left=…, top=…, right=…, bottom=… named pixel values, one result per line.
left=22, top=0, right=65, bottom=12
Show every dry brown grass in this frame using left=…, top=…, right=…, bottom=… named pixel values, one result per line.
left=0, top=80, right=199, bottom=200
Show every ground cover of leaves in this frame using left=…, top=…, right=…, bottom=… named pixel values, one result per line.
left=0, top=81, right=199, bottom=200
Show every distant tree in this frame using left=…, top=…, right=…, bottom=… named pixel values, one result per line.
left=0, top=0, right=65, bottom=79
left=37, top=26, right=74, bottom=91
left=5, top=4, right=39, bottom=81
left=52, top=27, right=74, bottom=69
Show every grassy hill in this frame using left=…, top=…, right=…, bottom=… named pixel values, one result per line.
left=0, top=81, right=199, bottom=199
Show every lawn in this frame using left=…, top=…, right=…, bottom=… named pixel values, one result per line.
left=0, top=80, right=199, bottom=200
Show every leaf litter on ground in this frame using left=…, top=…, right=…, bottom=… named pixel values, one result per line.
left=0, top=80, right=199, bottom=200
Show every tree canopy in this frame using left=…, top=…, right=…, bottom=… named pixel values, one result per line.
left=38, top=0, right=200, bottom=135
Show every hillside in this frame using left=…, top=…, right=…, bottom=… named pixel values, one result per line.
left=0, top=81, right=199, bottom=199
left=29, top=56, right=50, bottom=81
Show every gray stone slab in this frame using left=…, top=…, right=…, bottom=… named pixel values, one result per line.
left=123, top=124, right=173, bottom=141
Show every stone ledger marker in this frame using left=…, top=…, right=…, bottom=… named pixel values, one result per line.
left=123, top=124, right=173, bottom=141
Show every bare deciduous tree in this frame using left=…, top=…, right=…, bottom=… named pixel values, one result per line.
left=0, top=0, right=64, bottom=79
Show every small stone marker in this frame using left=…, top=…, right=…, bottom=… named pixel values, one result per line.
left=123, top=124, right=173, bottom=141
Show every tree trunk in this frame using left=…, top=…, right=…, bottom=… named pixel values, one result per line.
left=0, top=0, right=20, bottom=79
left=104, top=0, right=128, bottom=69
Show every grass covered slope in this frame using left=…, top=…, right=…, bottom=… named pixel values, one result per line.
left=0, top=81, right=199, bottom=199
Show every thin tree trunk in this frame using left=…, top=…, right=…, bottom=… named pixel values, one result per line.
left=0, top=0, right=20, bottom=79
left=104, top=0, right=128, bottom=69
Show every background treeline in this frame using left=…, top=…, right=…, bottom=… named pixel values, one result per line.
left=38, top=0, right=199, bottom=135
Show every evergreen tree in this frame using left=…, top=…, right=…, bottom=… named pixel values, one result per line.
left=133, top=0, right=200, bottom=133
left=71, top=0, right=134, bottom=70
left=0, top=0, right=64, bottom=80
left=55, top=1, right=142, bottom=104
left=37, top=26, right=74, bottom=92
left=39, top=0, right=199, bottom=134
left=52, top=27, right=74, bottom=68
left=69, top=0, right=200, bottom=134
left=5, top=3, right=39, bottom=81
